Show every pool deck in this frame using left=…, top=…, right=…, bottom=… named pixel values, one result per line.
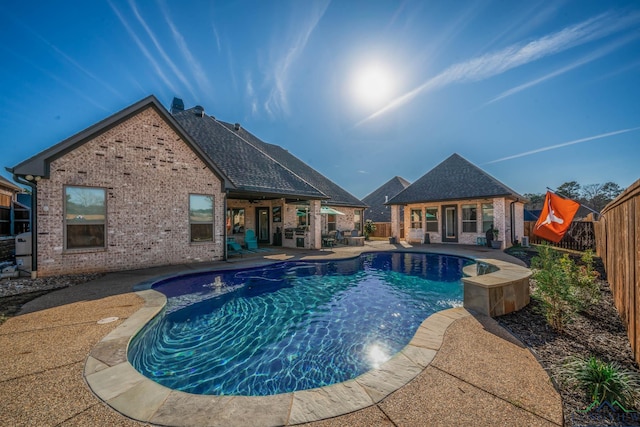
left=0, top=241, right=563, bottom=426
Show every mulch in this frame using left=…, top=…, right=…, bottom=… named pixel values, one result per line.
left=498, top=247, right=640, bottom=426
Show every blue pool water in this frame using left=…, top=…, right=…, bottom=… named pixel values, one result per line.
left=128, top=252, right=471, bottom=396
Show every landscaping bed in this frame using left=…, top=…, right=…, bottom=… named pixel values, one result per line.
left=499, top=246, right=640, bottom=426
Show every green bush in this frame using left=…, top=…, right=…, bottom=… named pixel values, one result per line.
left=364, top=220, right=376, bottom=240
left=530, top=244, right=599, bottom=331
left=560, top=356, right=640, bottom=408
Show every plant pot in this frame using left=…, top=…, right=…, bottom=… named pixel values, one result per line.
left=491, top=240, right=502, bottom=249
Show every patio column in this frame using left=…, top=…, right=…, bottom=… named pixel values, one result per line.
left=310, top=199, right=321, bottom=249
left=391, top=204, right=400, bottom=241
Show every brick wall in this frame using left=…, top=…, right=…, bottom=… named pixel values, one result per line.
left=401, top=198, right=524, bottom=247
left=34, top=107, right=225, bottom=276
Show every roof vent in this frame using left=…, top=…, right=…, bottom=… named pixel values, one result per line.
left=234, top=123, right=241, bottom=131
left=193, top=105, right=204, bottom=117
left=170, top=97, right=184, bottom=114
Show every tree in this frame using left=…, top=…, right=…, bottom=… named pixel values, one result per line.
left=524, top=193, right=545, bottom=210
left=556, top=181, right=581, bottom=200
left=580, top=182, right=623, bottom=212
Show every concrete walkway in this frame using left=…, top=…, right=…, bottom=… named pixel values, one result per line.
left=0, top=242, right=563, bottom=426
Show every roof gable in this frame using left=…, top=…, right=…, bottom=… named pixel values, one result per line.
left=388, top=153, right=524, bottom=204
left=363, top=176, right=411, bottom=222
left=10, top=96, right=230, bottom=187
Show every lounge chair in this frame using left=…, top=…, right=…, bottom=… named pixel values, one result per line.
left=245, top=229, right=259, bottom=250
left=227, top=238, right=243, bottom=258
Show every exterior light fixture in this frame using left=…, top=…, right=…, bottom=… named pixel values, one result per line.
left=25, top=175, right=34, bottom=181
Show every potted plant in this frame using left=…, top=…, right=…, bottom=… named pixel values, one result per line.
left=364, top=220, right=376, bottom=240
left=491, top=228, right=502, bottom=249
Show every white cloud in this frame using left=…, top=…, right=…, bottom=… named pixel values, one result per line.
left=357, top=11, right=640, bottom=126
left=485, top=32, right=639, bottom=105
left=262, top=1, right=329, bottom=118
left=485, top=127, right=640, bottom=164
left=108, top=0, right=179, bottom=94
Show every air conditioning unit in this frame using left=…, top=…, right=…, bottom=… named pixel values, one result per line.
left=521, top=236, right=530, bottom=247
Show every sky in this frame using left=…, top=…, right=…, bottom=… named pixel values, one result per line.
left=1, top=0, right=639, bottom=200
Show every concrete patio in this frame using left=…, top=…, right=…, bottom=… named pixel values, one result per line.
left=0, top=241, right=563, bottom=426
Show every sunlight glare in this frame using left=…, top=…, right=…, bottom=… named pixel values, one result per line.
left=350, top=62, right=396, bottom=109
left=366, top=342, right=391, bottom=369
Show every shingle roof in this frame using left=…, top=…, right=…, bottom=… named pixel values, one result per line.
left=218, top=122, right=366, bottom=207
left=388, top=153, right=524, bottom=204
left=173, top=109, right=328, bottom=200
left=362, top=176, right=411, bottom=222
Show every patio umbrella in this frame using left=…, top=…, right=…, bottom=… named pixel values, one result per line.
left=320, top=206, right=345, bottom=215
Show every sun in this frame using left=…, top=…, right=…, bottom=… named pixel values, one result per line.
left=349, top=62, right=396, bottom=109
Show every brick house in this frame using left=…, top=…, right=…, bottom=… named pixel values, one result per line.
left=8, top=96, right=366, bottom=277
left=387, top=153, right=527, bottom=249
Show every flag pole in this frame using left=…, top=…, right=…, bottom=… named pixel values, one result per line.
left=545, top=187, right=600, bottom=215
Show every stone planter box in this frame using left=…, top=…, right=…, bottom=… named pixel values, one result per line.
left=462, top=259, right=531, bottom=317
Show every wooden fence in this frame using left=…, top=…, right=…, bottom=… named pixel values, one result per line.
left=369, top=222, right=404, bottom=239
left=524, top=220, right=596, bottom=251
left=594, top=179, right=640, bottom=366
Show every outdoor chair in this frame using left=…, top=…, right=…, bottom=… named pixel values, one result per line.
left=245, top=229, right=259, bottom=250
left=323, top=230, right=337, bottom=247
left=227, top=237, right=243, bottom=258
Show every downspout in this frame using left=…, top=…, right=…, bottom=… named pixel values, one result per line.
left=510, top=198, right=518, bottom=245
left=223, top=190, right=228, bottom=261
left=10, top=171, right=37, bottom=277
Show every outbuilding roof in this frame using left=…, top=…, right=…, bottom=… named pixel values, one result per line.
left=362, top=176, right=411, bottom=222
left=387, top=153, right=524, bottom=205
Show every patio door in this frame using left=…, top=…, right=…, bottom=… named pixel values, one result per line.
left=442, top=205, right=458, bottom=242
left=256, top=207, right=270, bottom=243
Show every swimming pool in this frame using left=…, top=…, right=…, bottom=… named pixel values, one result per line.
left=128, top=252, right=472, bottom=396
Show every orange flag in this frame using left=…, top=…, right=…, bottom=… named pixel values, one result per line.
left=533, top=191, right=580, bottom=243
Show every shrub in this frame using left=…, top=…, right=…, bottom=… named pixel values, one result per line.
left=364, top=220, right=376, bottom=240
left=560, top=356, right=640, bottom=408
left=530, top=244, right=599, bottom=331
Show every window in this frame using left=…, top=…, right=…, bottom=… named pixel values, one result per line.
left=410, top=209, right=422, bottom=229
left=482, top=203, right=494, bottom=232
left=65, top=186, right=106, bottom=249
left=462, top=204, right=477, bottom=233
left=354, top=209, right=362, bottom=232
left=227, top=208, right=245, bottom=234
left=327, top=214, right=336, bottom=231
left=190, top=194, right=214, bottom=242
left=425, top=207, right=438, bottom=232
left=297, top=207, right=309, bottom=228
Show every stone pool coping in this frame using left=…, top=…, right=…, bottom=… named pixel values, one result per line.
left=83, top=254, right=531, bottom=426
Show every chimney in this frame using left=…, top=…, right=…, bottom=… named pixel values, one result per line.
left=170, top=97, right=184, bottom=114
left=234, top=123, right=241, bottom=131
